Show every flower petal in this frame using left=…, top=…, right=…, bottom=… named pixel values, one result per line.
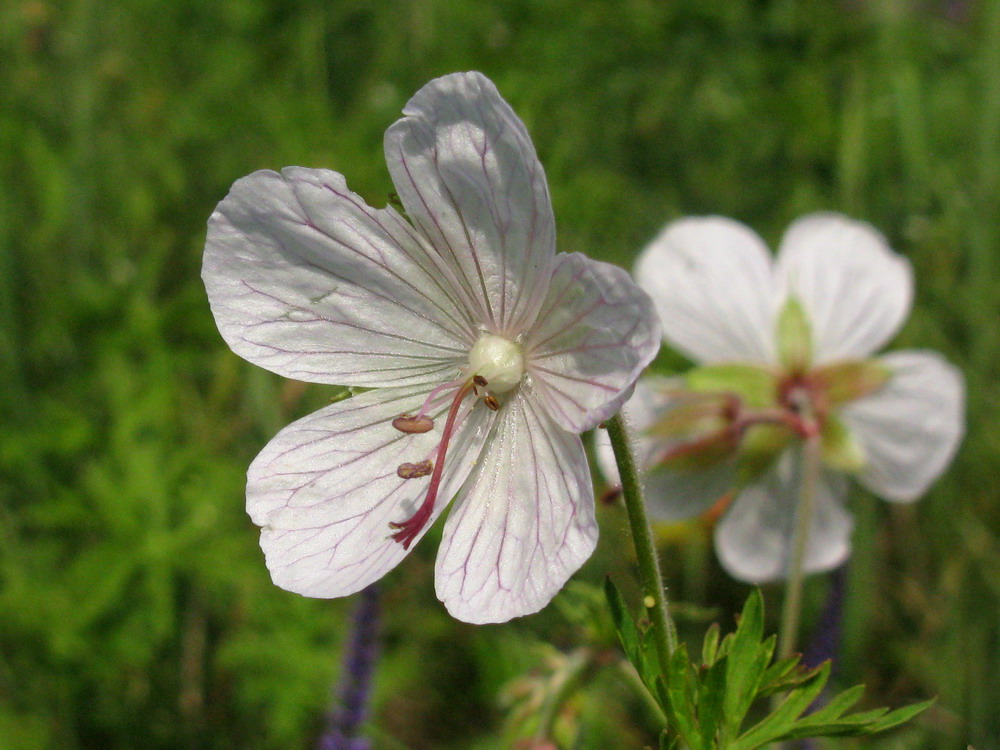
left=644, top=460, right=738, bottom=522
left=384, top=72, right=555, bottom=336
left=526, top=253, right=661, bottom=433
left=634, top=217, right=777, bottom=364
left=247, top=385, right=494, bottom=598
left=839, top=350, right=965, bottom=502
left=435, top=393, right=598, bottom=623
left=715, top=451, right=853, bottom=583
left=775, top=213, right=913, bottom=363
left=204, top=168, right=476, bottom=387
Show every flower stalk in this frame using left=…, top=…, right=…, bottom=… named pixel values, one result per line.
left=606, top=413, right=678, bottom=672
left=777, top=429, right=823, bottom=660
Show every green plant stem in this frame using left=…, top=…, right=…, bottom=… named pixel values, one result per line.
left=777, top=432, right=823, bottom=660
left=606, top=413, right=678, bottom=672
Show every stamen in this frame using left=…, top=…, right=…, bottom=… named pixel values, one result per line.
left=483, top=394, right=500, bottom=411
left=397, top=460, right=433, bottom=479
left=389, top=381, right=474, bottom=549
left=392, top=414, right=434, bottom=434
left=414, top=376, right=467, bottom=421
left=472, top=374, right=488, bottom=387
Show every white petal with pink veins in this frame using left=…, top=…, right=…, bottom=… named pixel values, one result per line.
left=204, top=168, right=475, bottom=388
left=435, top=393, right=597, bottom=623
left=775, top=213, right=913, bottom=363
left=715, top=451, right=853, bottom=583
left=635, top=216, right=777, bottom=365
left=526, top=253, right=660, bottom=433
left=840, top=350, right=965, bottom=502
left=384, top=72, right=555, bottom=337
left=248, top=386, right=495, bottom=599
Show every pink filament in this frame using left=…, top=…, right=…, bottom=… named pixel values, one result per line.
left=390, top=381, right=473, bottom=549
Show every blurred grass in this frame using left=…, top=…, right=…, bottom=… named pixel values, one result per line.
left=0, top=0, right=998, bottom=748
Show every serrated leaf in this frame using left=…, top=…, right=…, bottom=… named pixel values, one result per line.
left=722, top=590, right=769, bottom=736
left=863, top=698, right=935, bottom=733
left=696, top=656, right=728, bottom=748
left=757, top=658, right=825, bottom=698
left=757, top=654, right=804, bottom=695
left=732, top=662, right=830, bottom=748
left=805, top=684, right=865, bottom=721
left=664, top=645, right=702, bottom=749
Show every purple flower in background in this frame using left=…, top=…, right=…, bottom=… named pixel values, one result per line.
left=319, top=585, right=380, bottom=750
left=203, top=72, right=659, bottom=623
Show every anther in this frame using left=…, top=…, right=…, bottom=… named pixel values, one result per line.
left=483, top=394, right=500, bottom=411
left=392, top=414, right=434, bottom=434
left=397, top=460, right=433, bottom=479
left=473, top=374, right=488, bottom=387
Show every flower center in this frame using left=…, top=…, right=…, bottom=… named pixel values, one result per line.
left=468, top=334, right=524, bottom=394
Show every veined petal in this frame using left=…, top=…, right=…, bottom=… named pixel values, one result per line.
left=204, top=168, right=476, bottom=387
left=435, top=392, right=598, bottom=623
left=384, top=71, right=555, bottom=336
left=715, top=451, right=853, bottom=583
left=248, top=385, right=494, bottom=598
left=839, top=350, right=965, bottom=502
left=634, top=217, right=777, bottom=364
left=526, top=253, right=661, bottom=433
left=775, top=213, right=913, bottom=363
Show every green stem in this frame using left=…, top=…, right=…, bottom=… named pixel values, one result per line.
left=606, top=413, right=678, bottom=672
left=777, top=432, right=823, bottom=660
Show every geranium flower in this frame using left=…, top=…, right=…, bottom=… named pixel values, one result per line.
left=603, top=213, right=964, bottom=583
left=202, top=72, right=660, bottom=623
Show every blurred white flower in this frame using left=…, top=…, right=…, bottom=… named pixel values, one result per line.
left=601, top=213, right=964, bottom=583
left=202, top=72, right=660, bottom=623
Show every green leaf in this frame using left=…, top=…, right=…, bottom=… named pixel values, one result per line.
left=685, top=363, right=779, bottom=408
left=604, top=577, right=641, bottom=667
left=806, top=684, right=865, bottom=721
left=757, top=654, right=806, bottom=696
left=664, top=645, right=701, bottom=749
left=863, top=698, right=935, bottom=733
left=722, top=590, right=770, bottom=736
left=701, top=622, right=721, bottom=667
left=776, top=295, right=813, bottom=371
left=604, top=576, right=655, bottom=697
left=732, top=662, right=831, bottom=748
left=696, top=656, right=729, bottom=748
left=604, top=577, right=661, bottom=702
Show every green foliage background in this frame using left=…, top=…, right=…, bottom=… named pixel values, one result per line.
left=1, top=0, right=998, bottom=747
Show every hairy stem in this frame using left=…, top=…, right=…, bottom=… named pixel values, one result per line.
left=606, top=413, right=678, bottom=672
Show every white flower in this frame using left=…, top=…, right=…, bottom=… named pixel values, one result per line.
left=606, top=213, right=964, bottom=583
left=202, top=72, right=660, bottom=623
